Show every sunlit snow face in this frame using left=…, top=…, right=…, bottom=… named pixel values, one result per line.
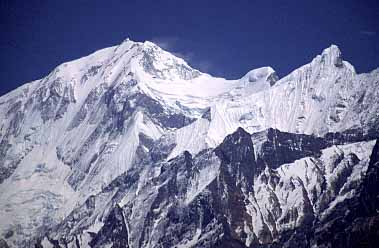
left=0, top=38, right=378, bottom=248
left=139, top=42, right=201, bottom=81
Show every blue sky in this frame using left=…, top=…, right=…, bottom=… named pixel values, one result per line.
left=1, top=0, right=378, bottom=95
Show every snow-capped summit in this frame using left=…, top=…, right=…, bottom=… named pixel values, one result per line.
left=303, top=44, right=356, bottom=75
left=320, top=44, right=344, bottom=67
left=0, top=39, right=378, bottom=247
left=240, top=66, right=279, bottom=89
left=137, top=40, right=201, bottom=81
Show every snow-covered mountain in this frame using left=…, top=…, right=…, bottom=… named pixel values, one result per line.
left=0, top=38, right=378, bottom=247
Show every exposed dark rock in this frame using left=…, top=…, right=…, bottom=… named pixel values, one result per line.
left=0, top=239, right=10, bottom=248
left=27, top=128, right=379, bottom=248
left=312, top=139, right=379, bottom=248
left=255, top=128, right=327, bottom=170
left=201, top=108, right=212, bottom=121
left=254, top=127, right=379, bottom=171
left=90, top=205, right=129, bottom=248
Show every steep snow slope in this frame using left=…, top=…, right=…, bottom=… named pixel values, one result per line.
left=205, top=45, right=379, bottom=146
left=0, top=38, right=378, bottom=247
left=134, top=42, right=278, bottom=117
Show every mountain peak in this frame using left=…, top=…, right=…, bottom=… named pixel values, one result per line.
left=136, top=40, right=201, bottom=80
left=320, top=44, right=344, bottom=67
left=142, top=40, right=159, bottom=48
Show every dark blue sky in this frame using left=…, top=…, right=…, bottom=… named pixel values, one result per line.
left=1, top=0, right=378, bottom=96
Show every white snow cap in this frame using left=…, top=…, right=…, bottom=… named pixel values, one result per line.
left=242, top=66, right=278, bottom=85
left=320, top=44, right=343, bottom=67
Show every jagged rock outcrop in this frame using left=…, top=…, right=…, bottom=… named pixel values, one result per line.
left=35, top=128, right=378, bottom=248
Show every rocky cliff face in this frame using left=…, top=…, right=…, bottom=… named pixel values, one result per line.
left=36, top=128, right=378, bottom=248
left=0, top=39, right=378, bottom=247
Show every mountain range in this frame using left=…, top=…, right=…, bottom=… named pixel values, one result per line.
left=0, top=39, right=378, bottom=247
